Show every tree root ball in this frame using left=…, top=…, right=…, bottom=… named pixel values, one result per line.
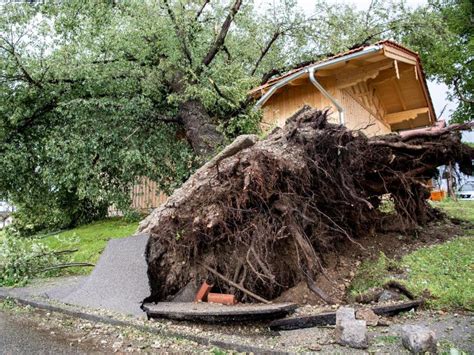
left=139, top=107, right=473, bottom=303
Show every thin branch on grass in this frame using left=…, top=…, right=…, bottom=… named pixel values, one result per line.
left=39, top=263, right=95, bottom=272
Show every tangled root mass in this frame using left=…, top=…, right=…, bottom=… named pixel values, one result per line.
left=139, top=107, right=473, bottom=303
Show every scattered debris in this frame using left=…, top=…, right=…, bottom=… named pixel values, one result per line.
left=198, top=263, right=271, bottom=304
left=384, top=281, right=415, bottom=300
left=335, top=307, right=368, bottom=349
left=269, top=300, right=423, bottom=331
left=355, top=287, right=384, bottom=304
left=378, top=289, right=403, bottom=302
left=207, top=293, right=237, bottom=305
left=401, top=324, right=437, bottom=354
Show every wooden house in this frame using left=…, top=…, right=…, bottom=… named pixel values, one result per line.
left=250, top=40, right=436, bottom=136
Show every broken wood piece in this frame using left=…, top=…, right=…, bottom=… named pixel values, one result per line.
left=195, top=281, right=213, bottom=302
left=383, top=280, right=415, bottom=300
left=306, top=276, right=336, bottom=305
left=371, top=299, right=423, bottom=316
left=207, top=293, right=237, bottom=305
left=198, top=262, right=271, bottom=304
left=269, top=300, right=423, bottom=331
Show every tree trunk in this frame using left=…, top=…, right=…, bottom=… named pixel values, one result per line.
left=178, top=100, right=224, bottom=158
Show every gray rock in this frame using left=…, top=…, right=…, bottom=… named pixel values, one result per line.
left=171, top=280, right=199, bottom=302
left=336, top=306, right=355, bottom=325
left=378, top=289, right=402, bottom=302
left=401, top=325, right=437, bottom=354
left=335, top=319, right=368, bottom=349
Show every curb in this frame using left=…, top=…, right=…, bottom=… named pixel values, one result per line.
left=0, top=290, right=283, bottom=354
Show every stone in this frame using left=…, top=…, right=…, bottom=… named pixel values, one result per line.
left=356, top=308, right=380, bottom=326
left=335, top=307, right=368, bottom=349
left=377, top=317, right=392, bottom=327
left=336, top=307, right=355, bottom=325
left=335, top=319, right=368, bottom=349
left=401, top=325, right=437, bottom=354
left=378, top=289, right=402, bottom=302
left=308, top=344, right=322, bottom=351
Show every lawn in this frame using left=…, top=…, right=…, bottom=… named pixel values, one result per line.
left=40, top=218, right=139, bottom=275
left=431, top=199, right=474, bottom=224
left=350, top=199, right=474, bottom=311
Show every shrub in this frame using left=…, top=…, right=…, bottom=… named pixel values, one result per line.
left=0, top=234, right=64, bottom=287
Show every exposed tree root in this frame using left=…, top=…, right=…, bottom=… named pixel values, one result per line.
left=139, top=107, right=473, bottom=303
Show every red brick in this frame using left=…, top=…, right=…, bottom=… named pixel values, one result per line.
left=194, top=281, right=213, bottom=302
left=207, top=293, right=237, bottom=305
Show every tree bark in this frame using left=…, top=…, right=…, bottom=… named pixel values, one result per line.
left=178, top=99, right=224, bottom=157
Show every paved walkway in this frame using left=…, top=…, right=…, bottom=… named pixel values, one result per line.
left=3, top=234, right=150, bottom=317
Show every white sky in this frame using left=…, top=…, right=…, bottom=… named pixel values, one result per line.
left=292, top=0, right=473, bottom=141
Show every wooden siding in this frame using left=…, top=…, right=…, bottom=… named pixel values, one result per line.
left=261, top=77, right=391, bottom=136
left=339, top=89, right=391, bottom=135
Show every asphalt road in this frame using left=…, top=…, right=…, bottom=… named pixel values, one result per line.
left=0, top=311, right=94, bottom=354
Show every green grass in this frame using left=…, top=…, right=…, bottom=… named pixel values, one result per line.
left=349, top=252, right=397, bottom=294
left=431, top=199, right=474, bottom=224
left=350, top=199, right=474, bottom=311
left=40, top=218, right=139, bottom=275
left=373, top=335, right=400, bottom=345
left=403, top=237, right=473, bottom=310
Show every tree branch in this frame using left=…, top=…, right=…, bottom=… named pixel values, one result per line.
left=163, top=0, right=193, bottom=66
left=251, top=30, right=281, bottom=76
left=209, top=78, right=237, bottom=105
left=453, top=77, right=474, bottom=104
left=195, top=0, right=211, bottom=21
left=0, top=35, right=42, bottom=89
left=201, top=0, right=242, bottom=69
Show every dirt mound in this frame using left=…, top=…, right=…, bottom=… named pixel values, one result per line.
left=139, top=107, right=473, bottom=304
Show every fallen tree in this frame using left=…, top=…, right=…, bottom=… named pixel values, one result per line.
left=139, top=107, right=473, bottom=303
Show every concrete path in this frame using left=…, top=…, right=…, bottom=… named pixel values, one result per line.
left=58, top=234, right=150, bottom=316
left=4, top=234, right=151, bottom=317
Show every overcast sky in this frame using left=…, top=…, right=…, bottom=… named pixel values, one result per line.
left=289, top=0, right=472, bottom=141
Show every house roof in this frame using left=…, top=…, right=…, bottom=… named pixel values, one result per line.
left=251, top=40, right=436, bottom=129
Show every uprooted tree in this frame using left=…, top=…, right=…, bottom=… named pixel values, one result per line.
left=139, top=107, right=474, bottom=304
left=2, top=0, right=469, bottom=234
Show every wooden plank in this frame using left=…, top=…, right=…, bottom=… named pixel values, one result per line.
left=383, top=47, right=417, bottom=66
left=269, top=300, right=423, bottom=331
left=384, top=107, right=429, bottom=124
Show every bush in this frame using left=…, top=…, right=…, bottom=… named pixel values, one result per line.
left=0, top=234, right=64, bottom=287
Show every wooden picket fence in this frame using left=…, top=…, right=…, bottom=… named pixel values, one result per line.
left=108, top=177, right=167, bottom=216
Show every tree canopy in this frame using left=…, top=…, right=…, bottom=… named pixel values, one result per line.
left=0, top=0, right=471, bottom=234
